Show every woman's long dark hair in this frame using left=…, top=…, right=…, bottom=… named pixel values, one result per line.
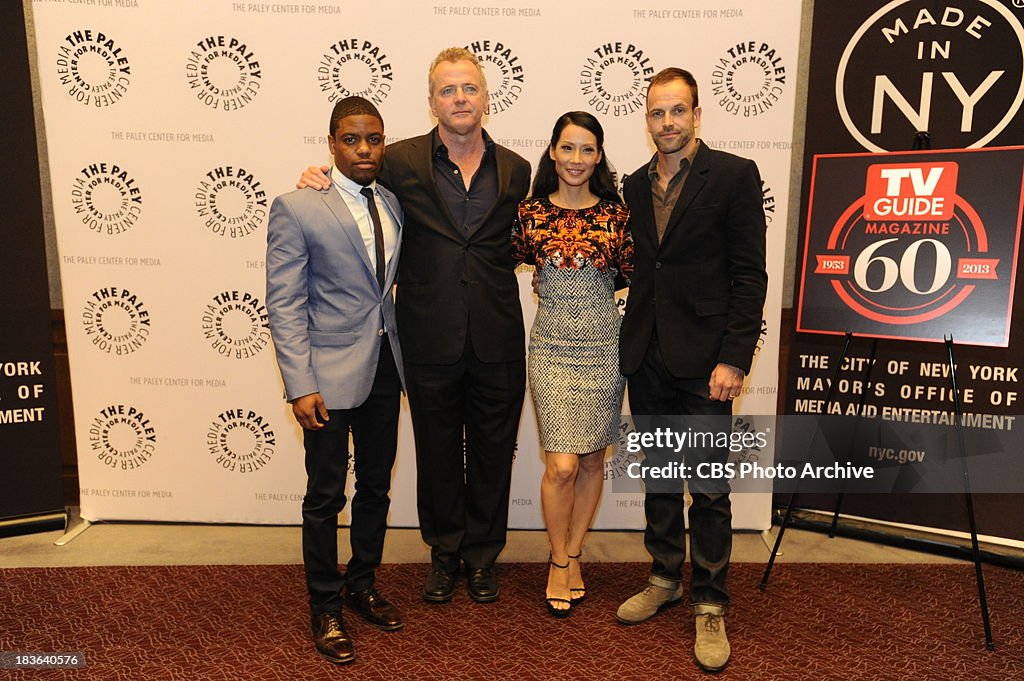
left=530, top=111, right=621, bottom=203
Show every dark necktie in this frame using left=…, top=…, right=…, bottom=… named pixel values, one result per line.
left=360, top=187, right=387, bottom=292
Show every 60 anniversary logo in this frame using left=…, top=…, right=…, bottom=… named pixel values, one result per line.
left=817, top=161, right=991, bottom=324
left=798, top=147, right=1024, bottom=346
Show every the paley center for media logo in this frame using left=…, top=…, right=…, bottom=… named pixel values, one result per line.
left=579, top=42, right=655, bottom=117
left=186, top=36, right=262, bottom=111
left=201, top=291, right=271, bottom=360
left=89, top=404, right=157, bottom=470
left=711, top=40, right=788, bottom=118
left=55, top=29, right=131, bottom=107
left=82, top=286, right=152, bottom=355
left=208, top=408, right=276, bottom=474
left=316, top=38, right=393, bottom=104
left=194, top=166, right=267, bottom=238
left=71, top=162, right=143, bottom=235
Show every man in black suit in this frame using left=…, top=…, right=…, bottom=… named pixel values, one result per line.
left=300, top=47, right=531, bottom=604
left=614, top=68, right=768, bottom=673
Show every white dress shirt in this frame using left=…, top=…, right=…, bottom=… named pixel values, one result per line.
left=330, top=166, right=398, bottom=280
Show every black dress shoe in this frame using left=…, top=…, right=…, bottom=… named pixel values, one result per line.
left=422, top=568, right=455, bottom=603
left=343, top=588, right=403, bottom=631
left=311, top=612, right=355, bottom=664
left=466, top=567, right=499, bottom=602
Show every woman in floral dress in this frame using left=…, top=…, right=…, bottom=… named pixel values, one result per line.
left=512, top=111, right=633, bottom=616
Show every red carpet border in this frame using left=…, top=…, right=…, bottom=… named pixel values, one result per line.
left=2, top=562, right=1022, bottom=680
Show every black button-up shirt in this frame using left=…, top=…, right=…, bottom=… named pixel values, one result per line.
left=432, top=128, right=499, bottom=239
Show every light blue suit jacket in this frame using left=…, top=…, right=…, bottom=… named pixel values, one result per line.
left=266, top=184, right=404, bottom=410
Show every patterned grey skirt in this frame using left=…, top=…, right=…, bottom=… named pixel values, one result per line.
left=528, top=264, right=625, bottom=453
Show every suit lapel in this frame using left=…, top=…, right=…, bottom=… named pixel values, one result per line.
left=659, top=144, right=710, bottom=247
left=631, top=172, right=660, bottom=248
left=319, top=187, right=377, bottom=287
left=380, top=191, right=402, bottom=289
left=409, top=134, right=462, bottom=239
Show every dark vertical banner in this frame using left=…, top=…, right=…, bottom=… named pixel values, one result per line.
left=0, top=2, right=65, bottom=527
left=788, top=0, right=1024, bottom=540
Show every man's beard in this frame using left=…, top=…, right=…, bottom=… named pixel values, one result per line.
left=653, top=130, right=690, bottom=155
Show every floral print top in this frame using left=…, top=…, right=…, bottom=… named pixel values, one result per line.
left=512, top=198, right=633, bottom=279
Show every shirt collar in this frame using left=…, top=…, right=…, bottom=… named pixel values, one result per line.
left=432, top=127, right=496, bottom=159
left=647, top=138, right=701, bottom=182
left=331, top=166, right=377, bottom=198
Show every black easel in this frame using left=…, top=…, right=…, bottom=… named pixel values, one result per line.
left=827, top=336, right=878, bottom=537
left=759, top=331, right=852, bottom=589
left=945, top=335, right=995, bottom=650
left=762, top=130, right=996, bottom=650
left=760, top=333, right=995, bottom=650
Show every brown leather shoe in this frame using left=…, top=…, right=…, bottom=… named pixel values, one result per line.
left=343, top=588, right=404, bottom=631
left=311, top=612, right=355, bottom=664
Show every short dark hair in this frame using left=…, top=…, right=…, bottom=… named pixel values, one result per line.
left=530, top=111, right=621, bottom=204
left=646, top=67, right=699, bottom=108
left=328, top=96, right=383, bottom=137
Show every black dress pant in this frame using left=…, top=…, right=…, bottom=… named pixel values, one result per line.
left=627, top=333, right=732, bottom=607
left=302, top=340, right=401, bottom=616
left=404, top=336, right=526, bottom=573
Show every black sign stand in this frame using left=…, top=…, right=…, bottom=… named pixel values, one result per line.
left=826, top=336, right=879, bottom=538
left=759, top=330, right=852, bottom=593
left=760, top=329, right=996, bottom=650
left=944, top=335, right=995, bottom=650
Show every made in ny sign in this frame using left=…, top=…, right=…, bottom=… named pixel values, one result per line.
left=797, top=146, right=1024, bottom=346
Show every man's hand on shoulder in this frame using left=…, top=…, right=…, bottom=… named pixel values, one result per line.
left=708, top=363, right=745, bottom=402
left=297, top=165, right=332, bottom=190
left=292, top=392, right=329, bottom=430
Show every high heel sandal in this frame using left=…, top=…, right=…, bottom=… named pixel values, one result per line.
left=568, top=552, right=586, bottom=605
left=545, top=558, right=572, bottom=618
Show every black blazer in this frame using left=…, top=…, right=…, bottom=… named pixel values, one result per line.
left=379, top=130, right=531, bottom=364
left=620, top=143, right=768, bottom=377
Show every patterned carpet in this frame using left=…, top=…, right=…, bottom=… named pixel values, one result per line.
left=2, top=562, right=1022, bottom=680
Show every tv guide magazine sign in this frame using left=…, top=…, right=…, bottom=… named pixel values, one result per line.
left=797, top=147, right=1024, bottom=346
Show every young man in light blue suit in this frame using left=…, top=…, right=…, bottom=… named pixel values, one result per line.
left=266, top=97, right=404, bottom=665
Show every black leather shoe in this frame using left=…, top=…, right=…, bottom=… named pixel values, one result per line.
left=422, top=568, right=455, bottom=603
left=311, top=612, right=355, bottom=664
left=343, top=588, right=403, bottom=631
left=466, top=567, right=499, bottom=603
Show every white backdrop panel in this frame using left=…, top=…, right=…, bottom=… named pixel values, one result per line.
left=33, top=0, right=801, bottom=529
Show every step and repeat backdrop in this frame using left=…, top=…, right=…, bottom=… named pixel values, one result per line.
left=32, top=0, right=800, bottom=527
